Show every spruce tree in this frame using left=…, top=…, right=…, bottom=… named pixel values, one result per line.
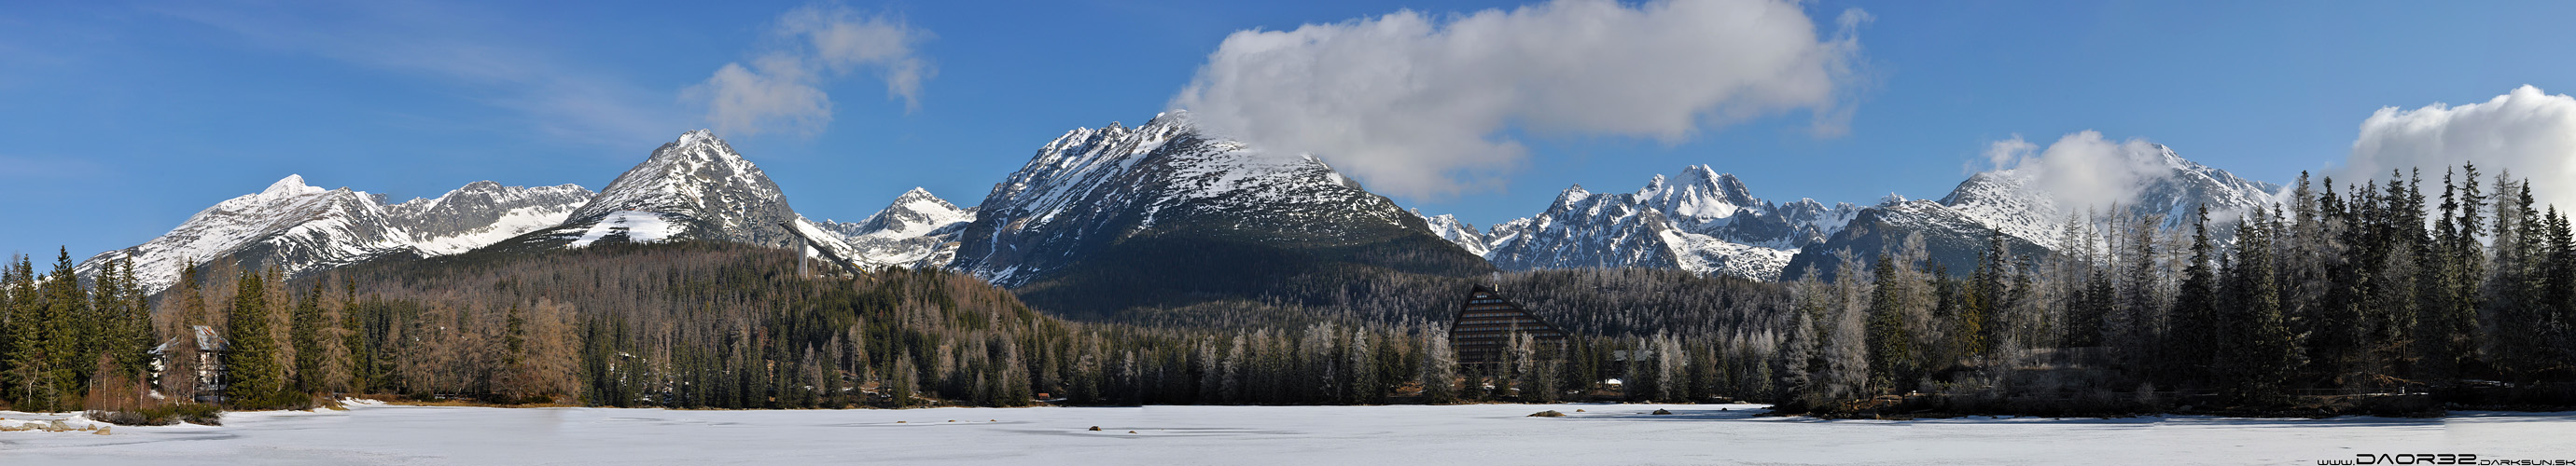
left=292, top=281, right=325, bottom=393
left=2220, top=210, right=2291, bottom=403
left=225, top=269, right=285, bottom=407
left=2171, top=206, right=2220, bottom=385
left=2, top=254, right=34, bottom=408
left=1865, top=254, right=1911, bottom=391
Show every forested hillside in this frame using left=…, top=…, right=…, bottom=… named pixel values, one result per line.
left=4, top=240, right=1801, bottom=414
left=1775, top=166, right=2576, bottom=416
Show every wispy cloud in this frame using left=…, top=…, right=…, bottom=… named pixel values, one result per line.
left=687, top=4, right=934, bottom=137
left=1170, top=0, right=1869, bottom=199
left=149, top=1, right=686, bottom=146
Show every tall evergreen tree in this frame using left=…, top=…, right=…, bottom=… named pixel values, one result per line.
left=2, top=254, right=35, bottom=408
left=1865, top=254, right=1912, bottom=391
left=225, top=269, right=285, bottom=407
left=2171, top=206, right=2220, bottom=385
left=2220, top=209, right=2291, bottom=402
left=293, top=281, right=326, bottom=393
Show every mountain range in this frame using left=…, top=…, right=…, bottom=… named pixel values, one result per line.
left=1429, top=166, right=1860, bottom=281
left=78, top=115, right=2284, bottom=315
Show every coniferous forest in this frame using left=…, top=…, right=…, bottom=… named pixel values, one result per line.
left=3, top=165, right=2571, bottom=419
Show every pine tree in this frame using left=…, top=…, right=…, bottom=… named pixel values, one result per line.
left=2, top=254, right=35, bottom=409
left=2220, top=209, right=2291, bottom=403
left=2171, top=206, right=2220, bottom=385
left=1865, top=254, right=1911, bottom=391
left=6, top=249, right=95, bottom=412
left=292, top=281, right=325, bottom=393
left=225, top=269, right=285, bottom=407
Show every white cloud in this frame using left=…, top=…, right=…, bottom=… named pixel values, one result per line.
left=1984, top=131, right=2173, bottom=214
left=1170, top=0, right=1867, bottom=199
left=689, top=5, right=933, bottom=136
left=2343, top=85, right=2576, bottom=211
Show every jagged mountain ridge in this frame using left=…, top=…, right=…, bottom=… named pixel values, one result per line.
left=1783, top=144, right=2280, bottom=281
left=1455, top=166, right=1858, bottom=281
left=527, top=130, right=805, bottom=249
left=480, top=130, right=952, bottom=272
left=1412, top=210, right=1491, bottom=257
left=817, top=187, right=979, bottom=268
left=76, top=175, right=593, bottom=294
left=389, top=181, right=594, bottom=255
left=1939, top=144, right=2281, bottom=250
left=948, top=112, right=1491, bottom=317
left=83, top=130, right=984, bottom=295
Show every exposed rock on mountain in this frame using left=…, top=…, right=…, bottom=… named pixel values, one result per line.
left=818, top=187, right=978, bottom=268
left=948, top=112, right=1491, bottom=318
left=1466, top=166, right=1853, bottom=281
left=77, top=175, right=592, bottom=294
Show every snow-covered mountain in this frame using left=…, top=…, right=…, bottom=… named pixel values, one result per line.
left=1939, top=144, right=2280, bottom=250
left=1411, top=210, right=1491, bottom=256
left=1778, top=195, right=2050, bottom=281
left=948, top=112, right=1486, bottom=296
left=515, top=130, right=803, bottom=248
left=388, top=181, right=593, bottom=255
left=817, top=187, right=978, bottom=268
left=76, top=175, right=592, bottom=294
left=1463, top=166, right=1854, bottom=281
left=1783, top=144, right=2278, bottom=281
left=479, top=130, right=921, bottom=271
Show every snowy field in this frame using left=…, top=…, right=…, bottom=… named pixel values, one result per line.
left=6, top=402, right=2574, bottom=465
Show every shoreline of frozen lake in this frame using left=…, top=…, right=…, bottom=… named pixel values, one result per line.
left=5, top=403, right=2572, bottom=465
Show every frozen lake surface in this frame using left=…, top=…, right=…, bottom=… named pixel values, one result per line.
left=6, top=402, right=2573, bottom=465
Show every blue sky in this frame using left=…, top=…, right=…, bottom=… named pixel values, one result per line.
left=7, top=0, right=2575, bottom=261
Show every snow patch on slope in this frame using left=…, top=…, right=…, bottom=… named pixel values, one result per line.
left=566, top=211, right=683, bottom=248
left=77, top=175, right=592, bottom=294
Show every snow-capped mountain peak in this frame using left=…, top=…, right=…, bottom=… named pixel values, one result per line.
left=1938, top=144, right=2280, bottom=250
left=1472, top=166, right=1844, bottom=281
left=815, top=187, right=980, bottom=268
left=259, top=174, right=326, bottom=199
left=78, top=175, right=593, bottom=294
left=1411, top=209, right=1492, bottom=256
left=951, top=111, right=1442, bottom=287
left=390, top=181, right=594, bottom=255
left=548, top=129, right=799, bottom=250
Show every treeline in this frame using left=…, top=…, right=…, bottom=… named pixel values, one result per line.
left=327, top=242, right=1434, bottom=407
left=0, top=250, right=153, bottom=412
left=323, top=242, right=1802, bottom=407
left=1780, top=164, right=2576, bottom=414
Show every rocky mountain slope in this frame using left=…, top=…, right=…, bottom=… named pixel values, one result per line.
left=948, top=112, right=1491, bottom=317
left=817, top=187, right=978, bottom=268
left=1454, top=166, right=1857, bottom=281
left=1783, top=144, right=2279, bottom=281
left=76, top=175, right=592, bottom=294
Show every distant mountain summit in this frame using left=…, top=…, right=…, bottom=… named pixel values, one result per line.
left=389, top=180, right=593, bottom=255
left=1452, top=166, right=1857, bottom=281
left=516, top=130, right=807, bottom=249
left=1938, top=144, right=2280, bottom=250
left=818, top=187, right=978, bottom=268
left=1784, top=144, right=2279, bottom=281
left=77, top=175, right=592, bottom=294
left=949, top=112, right=1489, bottom=317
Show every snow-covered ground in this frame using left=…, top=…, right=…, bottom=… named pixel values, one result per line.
left=4, top=403, right=2571, bottom=465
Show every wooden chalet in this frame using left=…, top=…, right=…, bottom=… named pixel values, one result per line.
left=1449, top=285, right=1568, bottom=366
